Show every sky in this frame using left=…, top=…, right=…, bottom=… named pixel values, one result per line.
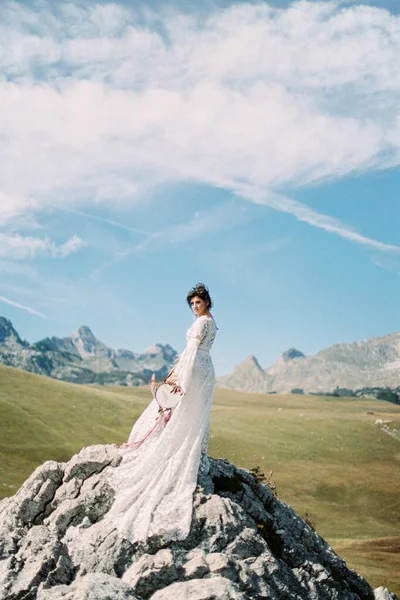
left=0, top=0, right=399, bottom=376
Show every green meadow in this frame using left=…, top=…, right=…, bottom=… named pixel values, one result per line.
left=1, top=364, right=399, bottom=594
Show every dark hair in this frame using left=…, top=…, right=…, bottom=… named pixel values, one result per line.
left=186, top=283, right=213, bottom=310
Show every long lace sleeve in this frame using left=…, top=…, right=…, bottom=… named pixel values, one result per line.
left=173, top=317, right=208, bottom=394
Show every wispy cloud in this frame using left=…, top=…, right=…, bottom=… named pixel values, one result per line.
left=233, top=185, right=400, bottom=253
left=57, top=234, right=87, bottom=257
left=90, top=199, right=253, bottom=278
left=370, top=253, right=400, bottom=275
left=0, top=232, right=86, bottom=259
left=56, top=206, right=155, bottom=238
left=0, top=295, right=46, bottom=319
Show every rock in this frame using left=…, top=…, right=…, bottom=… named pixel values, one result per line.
left=62, top=444, right=121, bottom=483
left=10, top=460, right=65, bottom=525
left=149, top=576, right=246, bottom=600
left=64, top=520, right=134, bottom=578
left=190, top=493, right=257, bottom=554
left=37, top=572, right=138, bottom=599
left=205, top=552, right=237, bottom=578
left=122, top=549, right=179, bottom=597
left=374, top=588, right=398, bottom=600
left=0, top=445, right=397, bottom=600
left=0, top=526, right=73, bottom=600
left=45, top=472, right=116, bottom=536
left=182, top=549, right=209, bottom=579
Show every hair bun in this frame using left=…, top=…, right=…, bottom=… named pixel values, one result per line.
left=186, top=283, right=213, bottom=310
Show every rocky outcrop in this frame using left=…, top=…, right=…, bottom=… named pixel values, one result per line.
left=0, top=445, right=397, bottom=600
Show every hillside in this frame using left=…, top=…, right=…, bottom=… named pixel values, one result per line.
left=218, top=331, right=400, bottom=393
left=0, top=363, right=399, bottom=593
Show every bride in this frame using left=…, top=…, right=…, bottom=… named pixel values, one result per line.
left=107, top=283, right=218, bottom=543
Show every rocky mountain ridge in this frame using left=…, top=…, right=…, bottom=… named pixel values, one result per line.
left=0, top=317, right=177, bottom=387
left=2, top=315, right=400, bottom=394
left=218, top=330, right=400, bottom=394
left=0, top=445, right=397, bottom=600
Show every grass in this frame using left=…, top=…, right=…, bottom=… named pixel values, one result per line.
left=1, top=364, right=399, bottom=594
left=333, top=537, right=400, bottom=593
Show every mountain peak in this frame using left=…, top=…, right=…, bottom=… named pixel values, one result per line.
left=142, top=343, right=178, bottom=365
left=0, top=316, right=24, bottom=346
left=281, top=348, right=305, bottom=362
left=66, top=326, right=109, bottom=358
left=72, top=325, right=97, bottom=341
left=243, top=353, right=263, bottom=370
left=145, top=343, right=164, bottom=354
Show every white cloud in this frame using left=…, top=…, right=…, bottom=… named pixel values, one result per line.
left=0, top=193, right=38, bottom=226
left=57, top=234, right=87, bottom=257
left=0, top=0, right=399, bottom=251
left=0, top=233, right=86, bottom=259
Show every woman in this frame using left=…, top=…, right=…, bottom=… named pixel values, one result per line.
left=107, top=283, right=218, bottom=543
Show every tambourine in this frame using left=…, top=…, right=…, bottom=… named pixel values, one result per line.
left=155, top=381, right=183, bottom=411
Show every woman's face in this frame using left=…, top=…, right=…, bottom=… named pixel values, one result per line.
left=190, top=296, right=208, bottom=316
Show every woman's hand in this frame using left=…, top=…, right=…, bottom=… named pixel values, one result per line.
left=164, top=367, right=184, bottom=394
left=170, top=384, right=184, bottom=395
left=164, top=367, right=176, bottom=386
left=150, top=373, right=159, bottom=398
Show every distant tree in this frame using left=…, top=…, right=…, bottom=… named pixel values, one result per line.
left=291, top=388, right=304, bottom=395
left=333, top=387, right=355, bottom=397
left=354, top=386, right=400, bottom=405
left=377, top=388, right=400, bottom=405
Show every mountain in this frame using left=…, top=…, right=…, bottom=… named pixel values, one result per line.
left=0, top=446, right=397, bottom=599
left=216, top=354, right=272, bottom=393
left=0, top=317, right=27, bottom=347
left=3, top=315, right=400, bottom=393
left=0, top=317, right=177, bottom=387
left=218, top=331, right=400, bottom=394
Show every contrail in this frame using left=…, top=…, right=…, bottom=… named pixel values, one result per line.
left=56, top=206, right=156, bottom=237
left=232, top=184, right=400, bottom=253
left=0, top=295, right=46, bottom=319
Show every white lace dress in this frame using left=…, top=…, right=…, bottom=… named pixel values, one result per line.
left=107, top=315, right=217, bottom=543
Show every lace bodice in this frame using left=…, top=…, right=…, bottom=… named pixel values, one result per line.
left=186, top=315, right=217, bottom=353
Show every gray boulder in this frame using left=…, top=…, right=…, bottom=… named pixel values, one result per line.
left=150, top=576, right=246, bottom=599
left=0, top=445, right=397, bottom=600
left=37, top=572, right=138, bottom=599
left=374, top=588, right=398, bottom=600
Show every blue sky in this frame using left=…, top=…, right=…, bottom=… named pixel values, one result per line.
left=0, top=0, right=399, bottom=375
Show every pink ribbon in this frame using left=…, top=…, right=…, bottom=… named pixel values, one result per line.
left=120, top=407, right=174, bottom=450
